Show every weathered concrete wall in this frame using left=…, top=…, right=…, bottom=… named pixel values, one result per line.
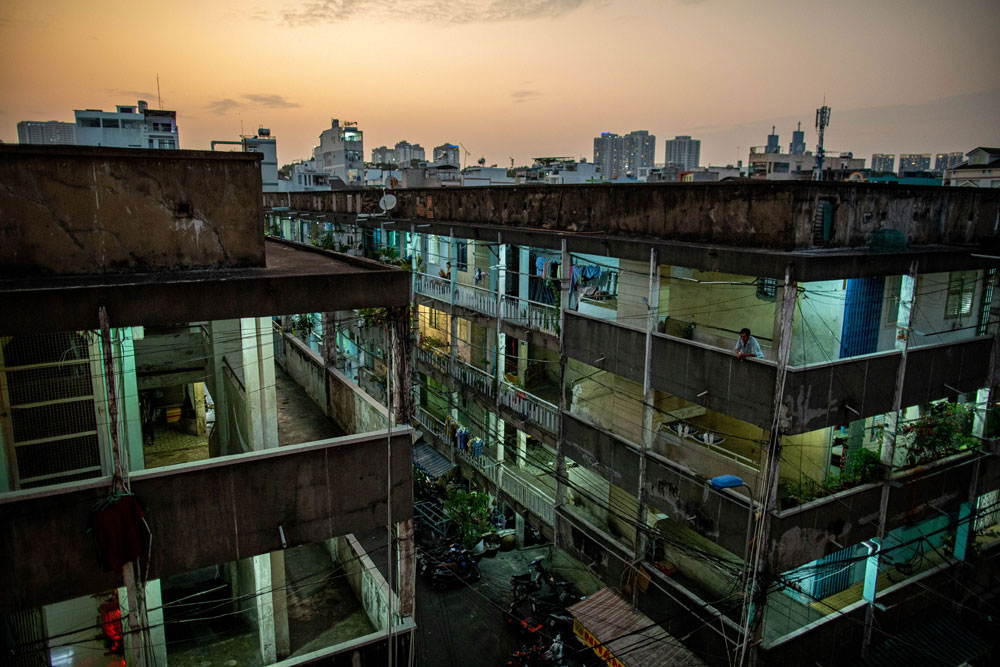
left=335, top=534, right=398, bottom=632
left=267, top=183, right=1000, bottom=251
left=768, top=451, right=996, bottom=571
left=133, top=329, right=208, bottom=390
left=0, top=430, right=412, bottom=613
left=327, top=365, right=390, bottom=435
left=0, top=145, right=265, bottom=276
left=278, top=333, right=328, bottom=408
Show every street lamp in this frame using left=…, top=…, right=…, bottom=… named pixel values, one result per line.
left=710, top=474, right=756, bottom=585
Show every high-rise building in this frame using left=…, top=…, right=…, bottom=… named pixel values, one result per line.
left=16, top=120, right=76, bottom=145
left=898, top=153, right=932, bottom=175
left=594, top=130, right=656, bottom=179
left=73, top=100, right=179, bottom=149
left=593, top=132, right=622, bottom=178
left=371, top=145, right=392, bottom=164
left=313, top=118, right=364, bottom=186
left=395, top=140, right=425, bottom=166
left=871, top=153, right=895, bottom=173
left=664, top=135, right=701, bottom=171
left=622, top=130, right=656, bottom=179
left=789, top=122, right=806, bottom=156
left=934, top=152, right=965, bottom=175
left=433, top=143, right=460, bottom=166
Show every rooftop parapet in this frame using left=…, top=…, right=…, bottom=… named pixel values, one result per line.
left=1, top=145, right=265, bottom=277
left=266, top=182, right=1000, bottom=252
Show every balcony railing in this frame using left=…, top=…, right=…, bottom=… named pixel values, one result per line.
left=454, top=447, right=555, bottom=527
left=453, top=359, right=495, bottom=398
left=501, top=295, right=559, bottom=336
left=455, top=283, right=498, bottom=318
left=415, top=345, right=450, bottom=375
left=414, top=272, right=450, bottom=301
left=499, top=381, right=559, bottom=434
left=416, top=407, right=448, bottom=444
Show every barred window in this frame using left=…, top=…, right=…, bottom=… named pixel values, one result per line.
left=945, top=271, right=977, bottom=319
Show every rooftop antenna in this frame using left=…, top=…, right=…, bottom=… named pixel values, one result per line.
left=156, top=73, right=162, bottom=109
left=814, top=96, right=832, bottom=181
left=510, top=156, right=514, bottom=168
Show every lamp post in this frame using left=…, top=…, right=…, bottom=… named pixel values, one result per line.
left=710, top=474, right=755, bottom=586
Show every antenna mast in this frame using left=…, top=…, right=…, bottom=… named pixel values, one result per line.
left=156, top=74, right=162, bottom=108
left=814, top=99, right=831, bottom=181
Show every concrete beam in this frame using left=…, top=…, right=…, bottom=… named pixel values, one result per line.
left=0, top=240, right=410, bottom=335
left=0, top=429, right=413, bottom=613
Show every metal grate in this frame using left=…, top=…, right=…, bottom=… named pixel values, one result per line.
left=2, top=331, right=104, bottom=489
left=2, top=608, right=48, bottom=666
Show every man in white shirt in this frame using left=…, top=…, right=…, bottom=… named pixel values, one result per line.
left=735, top=328, right=764, bottom=359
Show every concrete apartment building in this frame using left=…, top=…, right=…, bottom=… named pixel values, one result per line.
left=314, top=118, right=364, bottom=187
left=432, top=143, right=460, bottom=167
left=871, top=153, right=896, bottom=174
left=16, top=120, right=76, bottom=145
left=0, top=146, right=415, bottom=665
left=935, top=151, right=965, bottom=175
left=594, top=130, right=656, bottom=179
left=266, top=183, right=1000, bottom=666
left=74, top=100, right=179, bottom=150
left=898, top=153, right=932, bottom=175
left=664, top=135, right=701, bottom=171
left=372, top=141, right=426, bottom=167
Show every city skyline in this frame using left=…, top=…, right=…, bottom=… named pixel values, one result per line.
left=1, top=0, right=997, bottom=168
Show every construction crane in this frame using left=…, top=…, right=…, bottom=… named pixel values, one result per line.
left=459, top=142, right=471, bottom=170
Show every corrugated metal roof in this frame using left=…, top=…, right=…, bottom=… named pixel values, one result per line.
left=413, top=441, right=454, bottom=480
left=567, top=587, right=706, bottom=667
left=860, top=614, right=990, bottom=667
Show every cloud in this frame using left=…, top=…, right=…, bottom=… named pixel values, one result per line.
left=106, top=89, right=159, bottom=102
left=511, top=89, right=541, bottom=103
left=206, top=94, right=302, bottom=115
left=207, top=98, right=241, bottom=115
left=280, top=0, right=596, bottom=27
left=242, top=93, right=301, bottom=108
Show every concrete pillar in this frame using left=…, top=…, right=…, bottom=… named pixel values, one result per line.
left=252, top=553, right=278, bottom=663
left=397, top=519, right=415, bottom=617
left=241, top=317, right=278, bottom=452
left=517, top=429, right=528, bottom=468
left=515, top=512, right=526, bottom=549
left=270, top=551, right=291, bottom=659
left=556, top=238, right=570, bottom=549
left=118, top=327, right=145, bottom=471
left=322, top=312, right=339, bottom=368
left=207, top=320, right=238, bottom=455
left=518, top=246, right=530, bottom=301
left=193, top=382, right=207, bottom=438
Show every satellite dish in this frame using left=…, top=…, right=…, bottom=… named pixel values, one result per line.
left=379, top=194, right=397, bottom=212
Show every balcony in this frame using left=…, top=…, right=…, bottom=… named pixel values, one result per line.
left=501, top=294, right=560, bottom=336
left=498, top=381, right=559, bottom=434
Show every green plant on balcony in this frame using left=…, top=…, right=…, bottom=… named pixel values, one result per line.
left=318, top=232, right=337, bottom=250
left=845, top=447, right=883, bottom=484
left=900, top=401, right=977, bottom=468
left=443, top=488, right=491, bottom=549
left=268, top=221, right=281, bottom=236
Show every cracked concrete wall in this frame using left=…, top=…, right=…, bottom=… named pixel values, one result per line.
left=269, top=183, right=1000, bottom=251
left=0, top=145, right=265, bottom=276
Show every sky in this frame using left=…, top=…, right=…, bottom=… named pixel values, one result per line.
left=1, top=0, right=998, bottom=168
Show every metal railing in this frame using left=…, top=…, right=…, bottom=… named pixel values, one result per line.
left=415, top=345, right=451, bottom=375
left=414, top=272, right=450, bottom=301
left=660, top=422, right=759, bottom=470
left=501, top=295, right=559, bottom=336
left=455, top=448, right=555, bottom=527
left=455, top=283, right=498, bottom=318
left=453, top=359, right=495, bottom=398
left=416, top=407, right=449, bottom=444
left=498, top=381, right=559, bottom=434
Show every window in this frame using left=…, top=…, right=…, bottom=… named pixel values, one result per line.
left=77, top=118, right=100, bottom=128
left=945, top=271, right=977, bottom=319
left=456, top=241, right=469, bottom=271
left=756, top=277, right=777, bottom=301
left=101, top=118, right=120, bottom=128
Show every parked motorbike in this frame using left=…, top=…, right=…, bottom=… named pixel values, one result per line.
left=506, top=634, right=570, bottom=667
left=430, top=556, right=481, bottom=590
left=510, top=557, right=548, bottom=598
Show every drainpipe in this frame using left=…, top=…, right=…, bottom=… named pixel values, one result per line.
left=861, top=261, right=917, bottom=659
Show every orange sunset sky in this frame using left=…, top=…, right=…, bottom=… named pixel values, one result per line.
left=1, top=0, right=998, bottom=168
